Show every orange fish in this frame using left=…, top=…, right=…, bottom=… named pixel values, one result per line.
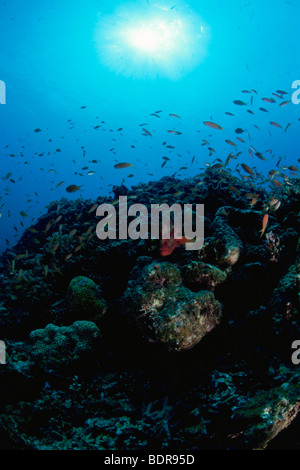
left=269, top=198, right=279, bottom=207
left=168, top=130, right=182, bottom=135
left=159, top=229, right=189, bottom=256
left=229, top=185, right=240, bottom=195
left=114, top=163, right=134, bottom=169
left=233, top=100, right=246, bottom=106
left=249, top=195, right=259, bottom=207
left=142, top=128, right=152, bottom=137
left=203, top=121, right=223, bottom=130
left=270, top=121, right=282, bottom=129
left=44, top=220, right=53, bottom=234
left=241, top=163, right=255, bottom=176
left=279, top=100, right=290, bottom=107
left=259, top=214, right=269, bottom=238
left=225, top=140, right=236, bottom=146
left=88, top=203, right=98, bottom=213
left=262, top=97, right=276, bottom=103
left=273, top=201, right=281, bottom=211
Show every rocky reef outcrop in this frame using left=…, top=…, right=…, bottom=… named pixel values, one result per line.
left=123, top=260, right=222, bottom=351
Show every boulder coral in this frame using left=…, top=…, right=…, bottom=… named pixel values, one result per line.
left=123, top=260, right=222, bottom=351
left=67, top=276, right=107, bottom=325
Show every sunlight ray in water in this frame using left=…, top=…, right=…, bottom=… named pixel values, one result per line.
left=94, top=0, right=210, bottom=79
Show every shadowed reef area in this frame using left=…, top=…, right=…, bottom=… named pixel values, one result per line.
left=0, top=169, right=300, bottom=450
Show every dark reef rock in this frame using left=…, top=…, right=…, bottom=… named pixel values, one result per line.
left=123, top=261, right=222, bottom=351
left=212, top=207, right=244, bottom=267
left=270, top=252, right=300, bottom=341
left=182, top=261, right=227, bottom=292
left=231, top=378, right=300, bottom=450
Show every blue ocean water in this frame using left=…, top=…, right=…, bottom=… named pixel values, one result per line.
left=0, top=0, right=299, bottom=253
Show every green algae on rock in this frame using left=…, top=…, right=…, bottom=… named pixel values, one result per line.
left=67, top=276, right=107, bottom=325
left=123, top=261, right=222, bottom=351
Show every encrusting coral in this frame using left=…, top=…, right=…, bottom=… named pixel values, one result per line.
left=29, top=321, right=102, bottom=372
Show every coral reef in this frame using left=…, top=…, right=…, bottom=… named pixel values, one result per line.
left=0, top=171, right=300, bottom=450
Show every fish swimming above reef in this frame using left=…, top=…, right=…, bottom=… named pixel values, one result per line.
left=259, top=214, right=269, bottom=238
left=66, top=184, right=83, bottom=193
left=241, top=163, right=255, bottom=176
left=203, top=121, right=223, bottom=130
left=114, top=163, right=134, bottom=169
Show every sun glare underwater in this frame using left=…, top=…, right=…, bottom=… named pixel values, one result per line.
left=94, top=1, right=210, bottom=79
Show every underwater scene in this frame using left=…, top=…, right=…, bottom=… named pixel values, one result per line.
left=0, top=0, right=300, bottom=453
